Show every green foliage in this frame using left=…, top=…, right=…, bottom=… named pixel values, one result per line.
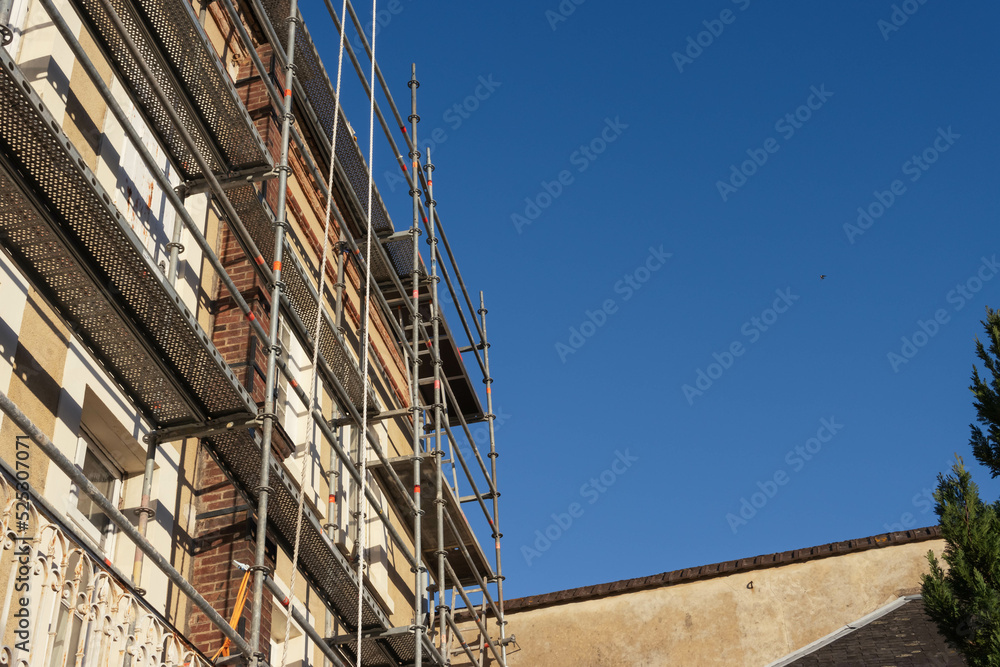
left=922, top=308, right=1000, bottom=665
left=970, top=308, right=1000, bottom=477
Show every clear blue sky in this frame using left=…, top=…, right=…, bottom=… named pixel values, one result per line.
left=305, top=1, right=1000, bottom=600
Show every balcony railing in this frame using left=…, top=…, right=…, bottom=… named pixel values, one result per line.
left=0, top=471, right=210, bottom=667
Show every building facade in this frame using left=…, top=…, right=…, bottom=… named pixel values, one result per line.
left=0, top=1, right=508, bottom=665
left=458, top=527, right=958, bottom=666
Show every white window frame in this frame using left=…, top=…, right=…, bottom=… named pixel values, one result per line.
left=66, top=428, right=124, bottom=554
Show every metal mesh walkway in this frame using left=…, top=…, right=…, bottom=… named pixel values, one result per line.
left=69, top=0, right=382, bottom=417
left=206, top=429, right=389, bottom=632
left=255, top=0, right=395, bottom=237
left=384, top=284, right=485, bottom=426
left=69, top=0, right=271, bottom=178
left=330, top=626, right=446, bottom=667
left=226, top=184, right=379, bottom=415
left=0, top=51, right=252, bottom=428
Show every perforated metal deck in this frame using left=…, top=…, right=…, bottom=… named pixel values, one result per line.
left=69, top=0, right=271, bottom=178
left=247, top=0, right=484, bottom=427
left=369, top=457, right=495, bottom=588
left=330, top=626, right=446, bottom=667
left=226, top=184, right=378, bottom=415
left=0, top=51, right=252, bottom=428
left=255, top=0, right=395, bottom=238
left=205, top=429, right=390, bottom=632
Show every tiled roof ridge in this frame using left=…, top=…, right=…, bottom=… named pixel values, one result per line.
left=484, top=526, right=941, bottom=618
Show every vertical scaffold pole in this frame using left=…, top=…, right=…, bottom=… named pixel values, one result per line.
left=479, top=291, right=506, bottom=664
left=407, top=63, right=425, bottom=667
left=335, top=231, right=347, bottom=333
left=251, top=3, right=299, bottom=665
left=131, top=434, right=157, bottom=594
left=0, top=0, right=13, bottom=46
left=425, top=148, right=448, bottom=664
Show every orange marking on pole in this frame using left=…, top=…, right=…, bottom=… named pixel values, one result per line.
left=247, top=312, right=256, bottom=321
left=281, top=596, right=290, bottom=607
left=329, top=494, right=336, bottom=503
left=487, top=386, right=491, bottom=394
left=414, top=485, right=421, bottom=493
left=273, top=260, right=282, bottom=272
left=290, top=378, right=298, bottom=388
left=434, top=379, right=439, bottom=389
left=254, top=255, right=265, bottom=265
left=284, top=89, right=291, bottom=98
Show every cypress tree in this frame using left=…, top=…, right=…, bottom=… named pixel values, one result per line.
left=922, top=308, right=1000, bottom=665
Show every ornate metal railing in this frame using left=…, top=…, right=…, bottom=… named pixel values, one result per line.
left=0, top=472, right=210, bottom=667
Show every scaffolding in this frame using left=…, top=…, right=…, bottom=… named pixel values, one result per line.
left=0, top=0, right=506, bottom=664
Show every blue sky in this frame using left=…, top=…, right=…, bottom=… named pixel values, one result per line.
left=304, top=1, right=1000, bottom=600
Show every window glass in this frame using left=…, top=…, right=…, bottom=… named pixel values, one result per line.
left=77, top=433, right=119, bottom=543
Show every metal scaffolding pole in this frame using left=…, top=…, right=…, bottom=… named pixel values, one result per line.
left=34, top=0, right=223, bottom=607
left=239, top=0, right=422, bottom=520
left=0, top=390, right=255, bottom=659
left=479, top=291, right=507, bottom=663
left=134, top=172, right=185, bottom=596
left=442, top=559, right=505, bottom=666
left=408, top=63, right=426, bottom=667
left=317, top=0, right=489, bottom=387
left=250, top=3, right=299, bottom=663
left=31, top=5, right=431, bottom=662
left=424, top=149, right=449, bottom=664
left=131, top=435, right=157, bottom=595
left=0, top=0, right=12, bottom=46
left=260, top=567, right=349, bottom=667
left=40, top=0, right=401, bottom=571
left=339, top=0, right=487, bottom=363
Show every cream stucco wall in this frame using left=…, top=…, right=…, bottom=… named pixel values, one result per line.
left=453, top=538, right=944, bottom=667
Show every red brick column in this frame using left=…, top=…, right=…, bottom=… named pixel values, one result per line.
left=187, top=453, right=274, bottom=662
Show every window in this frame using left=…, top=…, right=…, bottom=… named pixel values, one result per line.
left=69, top=430, right=123, bottom=552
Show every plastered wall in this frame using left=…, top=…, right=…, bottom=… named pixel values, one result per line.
left=454, top=539, right=944, bottom=667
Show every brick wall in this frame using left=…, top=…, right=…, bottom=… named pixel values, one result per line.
left=187, top=450, right=275, bottom=662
